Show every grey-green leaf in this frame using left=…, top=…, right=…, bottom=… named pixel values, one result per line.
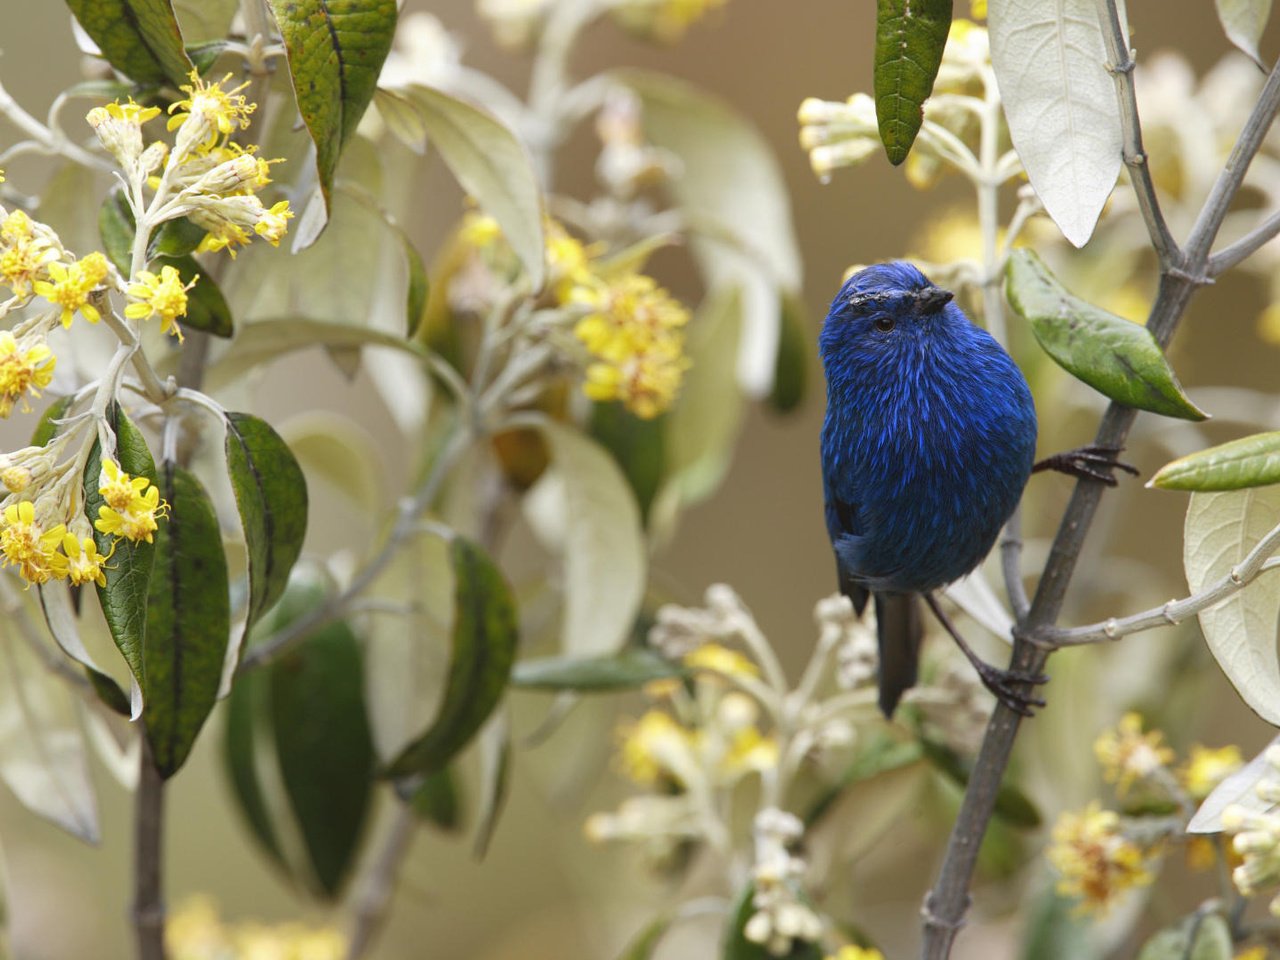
left=30, top=395, right=74, bottom=448
left=270, top=610, right=376, bottom=898
left=874, top=0, right=953, bottom=165
left=223, top=667, right=285, bottom=866
left=1137, top=914, right=1233, bottom=960
left=144, top=465, right=231, bottom=778
left=618, top=916, right=673, bottom=960
left=65, top=0, right=194, bottom=87
left=409, top=767, right=463, bottom=832
left=401, top=85, right=546, bottom=288
left=769, top=290, right=809, bottom=414
left=384, top=537, right=519, bottom=778
left=1006, top=250, right=1207, bottom=421
left=268, top=0, right=398, bottom=220
left=1151, top=431, right=1280, bottom=491
left=224, top=412, right=308, bottom=630
left=1216, top=0, right=1272, bottom=68
left=511, top=648, right=684, bottom=692
left=84, top=406, right=157, bottom=701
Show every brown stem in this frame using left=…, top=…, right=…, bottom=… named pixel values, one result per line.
left=133, top=734, right=167, bottom=960
left=344, top=804, right=417, bottom=960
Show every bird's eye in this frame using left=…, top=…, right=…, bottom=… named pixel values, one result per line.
left=873, top=315, right=895, bottom=333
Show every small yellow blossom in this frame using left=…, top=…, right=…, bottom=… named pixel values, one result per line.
left=458, top=212, right=503, bottom=249
left=546, top=221, right=594, bottom=300
left=95, top=460, right=166, bottom=544
left=0, top=211, right=58, bottom=297
left=166, top=895, right=348, bottom=960
left=194, top=220, right=252, bottom=257
left=1093, top=712, right=1174, bottom=796
left=125, top=264, right=195, bottom=341
left=253, top=199, right=293, bottom=246
left=1235, top=947, right=1268, bottom=960
left=828, top=948, right=886, bottom=960
left=683, top=643, right=759, bottom=680
left=610, top=0, right=727, bottom=43
left=1, top=465, right=31, bottom=493
left=1181, top=745, right=1244, bottom=802
left=32, top=252, right=109, bottom=327
left=190, top=195, right=290, bottom=257
left=167, top=71, right=256, bottom=153
left=1048, top=802, right=1154, bottom=913
left=618, top=710, right=697, bottom=786
left=0, top=500, right=68, bottom=584
left=0, top=332, right=56, bottom=417
left=62, top=532, right=109, bottom=588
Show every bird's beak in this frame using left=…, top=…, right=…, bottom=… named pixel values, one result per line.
left=913, top=287, right=954, bottom=314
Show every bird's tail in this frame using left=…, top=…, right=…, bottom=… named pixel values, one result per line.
left=874, top=592, right=922, bottom=718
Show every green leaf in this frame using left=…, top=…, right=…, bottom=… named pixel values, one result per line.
left=84, top=405, right=158, bottom=707
left=511, top=648, right=684, bottom=692
left=769, top=290, right=809, bottom=414
left=30, top=395, right=74, bottom=448
left=873, top=0, right=952, bottom=165
left=1006, top=250, right=1207, bottom=421
left=921, top=738, right=1041, bottom=828
left=185, top=39, right=228, bottom=74
left=224, top=413, right=309, bottom=629
left=590, top=402, right=665, bottom=525
left=1018, top=888, right=1095, bottom=960
left=400, top=227, right=429, bottom=336
left=268, top=0, right=398, bottom=216
left=617, top=916, right=672, bottom=960
left=144, top=464, right=231, bottom=778
left=1184, top=488, right=1280, bottom=726
left=385, top=537, right=518, bottom=778
left=472, top=713, right=511, bottom=859
left=205, top=318, right=424, bottom=391
left=1137, top=914, right=1233, bottom=960
left=149, top=216, right=206, bottom=259
left=400, top=86, right=546, bottom=288
left=98, top=190, right=135, bottom=276
left=723, top=882, right=823, bottom=960
left=66, top=0, right=194, bottom=87
left=270, top=609, right=376, bottom=898
left=1151, top=431, right=1280, bottom=491
left=222, top=666, right=285, bottom=866
left=410, top=767, right=463, bottom=832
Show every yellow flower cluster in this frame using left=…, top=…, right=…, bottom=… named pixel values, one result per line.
left=0, top=331, right=55, bottom=418
left=0, top=455, right=164, bottom=587
left=1093, top=712, right=1175, bottom=796
left=1180, top=744, right=1243, bottom=801
left=167, top=895, right=347, bottom=960
left=126, top=265, right=197, bottom=342
left=610, top=0, right=728, bottom=43
left=827, top=947, right=885, bottom=960
left=1047, top=802, right=1154, bottom=914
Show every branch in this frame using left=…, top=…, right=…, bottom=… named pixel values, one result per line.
left=1094, top=0, right=1178, bottom=263
left=1208, top=209, right=1280, bottom=276
left=133, top=736, right=166, bottom=960
left=345, top=803, right=417, bottom=960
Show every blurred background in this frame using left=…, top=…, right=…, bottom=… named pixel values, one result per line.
left=3, top=1, right=1280, bottom=958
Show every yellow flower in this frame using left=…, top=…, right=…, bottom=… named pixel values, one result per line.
left=610, top=0, right=727, bottom=43
left=458, top=212, right=502, bottom=249
left=0, top=500, right=68, bottom=584
left=253, top=200, right=293, bottom=246
left=618, top=710, right=697, bottom=786
left=1181, top=745, right=1244, bottom=802
left=167, top=71, right=256, bottom=152
left=125, top=264, right=195, bottom=341
left=62, top=532, right=109, bottom=588
left=1047, top=802, right=1153, bottom=913
left=683, top=643, right=759, bottom=680
left=547, top=221, right=594, bottom=300
left=95, top=460, right=166, bottom=544
left=0, top=211, right=58, bottom=297
left=195, top=220, right=252, bottom=257
left=1093, top=712, right=1174, bottom=795
left=0, top=332, right=56, bottom=417
left=32, top=252, right=109, bottom=327
left=96, top=99, right=161, bottom=126
left=828, top=948, right=886, bottom=960
left=1, top=465, right=31, bottom=493
left=583, top=348, right=688, bottom=420
left=1235, top=947, right=1268, bottom=960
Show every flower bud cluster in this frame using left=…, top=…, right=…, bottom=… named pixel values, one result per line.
left=743, top=809, right=824, bottom=956
left=1223, top=746, right=1280, bottom=914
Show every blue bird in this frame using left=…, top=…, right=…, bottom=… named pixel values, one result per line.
left=819, top=262, right=1040, bottom=718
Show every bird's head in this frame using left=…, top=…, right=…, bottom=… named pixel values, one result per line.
left=821, top=261, right=957, bottom=343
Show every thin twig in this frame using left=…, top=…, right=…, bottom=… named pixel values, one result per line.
left=345, top=803, right=417, bottom=960
left=1094, top=0, right=1179, bottom=261
left=1209, top=209, right=1280, bottom=275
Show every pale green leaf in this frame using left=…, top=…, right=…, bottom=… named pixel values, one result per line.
left=1006, top=250, right=1207, bottom=421
left=65, top=0, right=194, bottom=86
left=1216, top=0, right=1272, bottom=68
left=277, top=412, right=383, bottom=513
left=511, top=649, right=684, bottom=691
left=988, top=0, right=1122, bottom=246
left=0, top=618, right=99, bottom=842
left=517, top=417, right=646, bottom=656
left=472, top=711, right=511, bottom=859
left=400, top=85, right=546, bottom=288
left=1151, top=431, right=1280, bottom=491
left=624, top=70, right=800, bottom=395
left=1188, top=733, right=1280, bottom=833
left=1137, top=915, right=1232, bottom=960
left=1184, top=488, right=1280, bottom=725
left=374, top=87, right=428, bottom=153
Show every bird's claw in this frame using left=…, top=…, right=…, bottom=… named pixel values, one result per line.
left=1033, top=444, right=1140, bottom=487
left=972, top=660, right=1047, bottom=717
